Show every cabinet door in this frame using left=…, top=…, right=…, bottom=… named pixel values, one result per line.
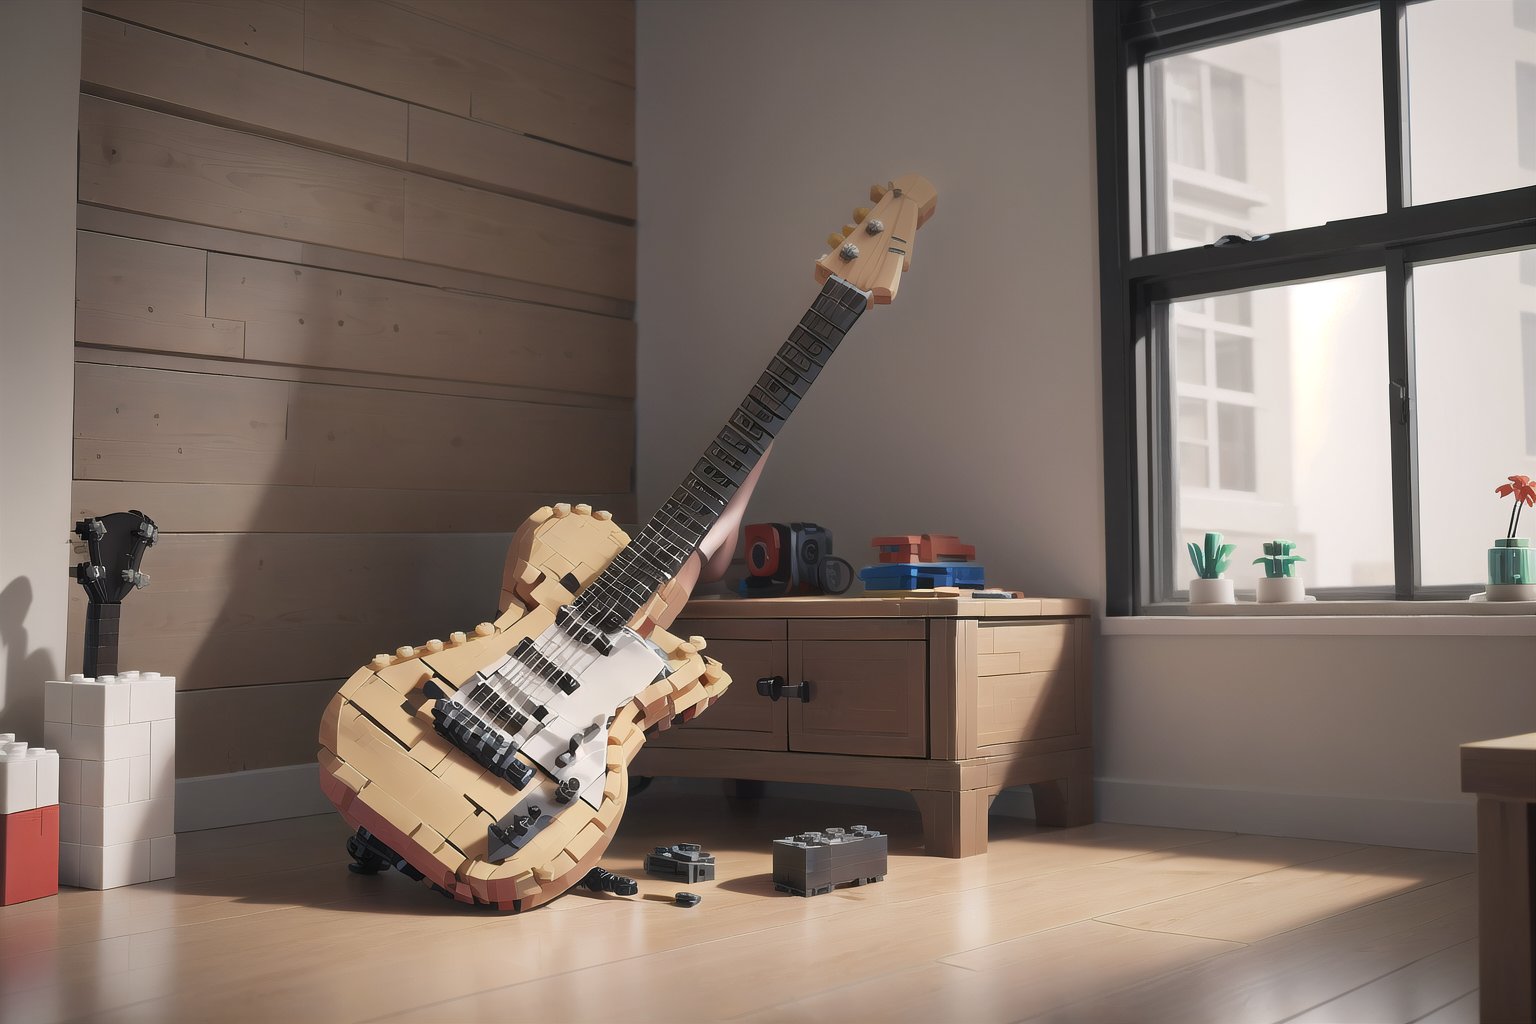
left=974, top=621, right=1077, bottom=748
left=788, top=640, right=927, bottom=757
left=646, top=637, right=788, bottom=751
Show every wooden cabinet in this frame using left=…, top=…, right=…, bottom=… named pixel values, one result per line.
left=635, top=595, right=1095, bottom=857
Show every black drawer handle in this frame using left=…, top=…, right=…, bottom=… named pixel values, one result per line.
left=756, top=676, right=812, bottom=703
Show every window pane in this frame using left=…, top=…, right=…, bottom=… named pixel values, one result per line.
left=1414, top=250, right=1536, bottom=585
left=1215, top=291, right=1252, bottom=326
left=1148, top=12, right=1384, bottom=255
left=1215, top=333, right=1255, bottom=391
left=1176, top=326, right=1207, bottom=385
left=1406, top=0, right=1536, bottom=204
left=1169, top=274, right=1392, bottom=590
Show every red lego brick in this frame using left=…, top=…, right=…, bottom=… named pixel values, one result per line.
left=2, top=803, right=60, bottom=905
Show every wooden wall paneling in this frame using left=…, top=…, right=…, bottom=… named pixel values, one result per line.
left=177, top=679, right=338, bottom=775
left=64, top=532, right=513, bottom=689
left=77, top=204, right=635, bottom=320
left=79, top=95, right=407, bottom=258
left=83, top=0, right=305, bottom=68
left=73, top=479, right=638, bottom=535
left=204, top=253, right=635, bottom=396
left=404, top=176, right=635, bottom=300
left=406, top=106, right=635, bottom=221
left=76, top=231, right=246, bottom=358
left=81, top=12, right=409, bottom=161
left=303, top=0, right=635, bottom=161
left=74, top=362, right=634, bottom=492
left=391, top=0, right=636, bottom=87
left=77, top=347, right=633, bottom=411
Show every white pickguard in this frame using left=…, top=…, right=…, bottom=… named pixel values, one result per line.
left=472, top=623, right=665, bottom=808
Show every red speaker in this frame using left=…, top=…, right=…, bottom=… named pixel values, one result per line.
left=745, top=523, right=790, bottom=582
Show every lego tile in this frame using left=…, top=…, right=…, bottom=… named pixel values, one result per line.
left=58, top=722, right=151, bottom=762
left=1, top=749, right=39, bottom=814
left=78, top=839, right=152, bottom=890
left=35, top=752, right=59, bottom=807
left=128, top=755, right=150, bottom=802
left=58, top=840, right=82, bottom=888
left=72, top=679, right=132, bottom=728
left=81, top=758, right=132, bottom=807
left=43, top=721, right=71, bottom=756
left=44, top=679, right=75, bottom=723
left=148, top=718, right=175, bottom=799
left=150, top=834, right=175, bottom=880
left=73, top=797, right=174, bottom=847
left=129, top=672, right=176, bottom=723
left=1, top=805, right=60, bottom=905
left=59, top=758, right=82, bottom=805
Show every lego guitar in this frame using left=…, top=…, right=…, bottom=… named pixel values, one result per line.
left=317, top=175, right=937, bottom=910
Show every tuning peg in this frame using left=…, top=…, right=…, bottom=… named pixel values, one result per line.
left=869, top=183, right=889, bottom=202
left=840, top=224, right=856, bottom=238
left=855, top=207, right=872, bottom=223
left=826, top=232, right=844, bottom=249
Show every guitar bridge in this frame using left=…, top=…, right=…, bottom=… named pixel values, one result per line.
left=431, top=698, right=535, bottom=789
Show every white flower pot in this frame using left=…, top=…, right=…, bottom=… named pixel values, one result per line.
left=1188, top=577, right=1235, bottom=604
left=1255, top=576, right=1305, bottom=603
left=1486, top=583, right=1536, bottom=602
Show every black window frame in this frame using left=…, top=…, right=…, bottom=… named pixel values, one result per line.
left=1094, top=0, right=1536, bottom=616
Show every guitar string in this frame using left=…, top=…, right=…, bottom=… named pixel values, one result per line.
left=451, top=277, right=866, bottom=786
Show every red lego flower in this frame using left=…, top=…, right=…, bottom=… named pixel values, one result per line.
left=1496, top=474, right=1536, bottom=538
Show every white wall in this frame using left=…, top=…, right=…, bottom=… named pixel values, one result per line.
left=0, top=1, right=81, bottom=740
left=635, top=0, right=1104, bottom=603
left=638, top=0, right=1536, bottom=855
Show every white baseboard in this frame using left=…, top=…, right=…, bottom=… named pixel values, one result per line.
left=172, top=766, right=1477, bottom=855
left=175, top=763, right=332, bottom=833
left=1095, top=778, right=1477, bottom=853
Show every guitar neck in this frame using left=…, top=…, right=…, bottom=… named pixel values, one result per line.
left=575, top=275, right=869, bottom=628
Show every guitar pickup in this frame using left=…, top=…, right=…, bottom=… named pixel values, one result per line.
left=510, top=636, right=581, bottom=693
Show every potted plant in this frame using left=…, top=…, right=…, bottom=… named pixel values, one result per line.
left=1488, top=474, right=1536, bottom=601
left=1253, top=540, right=1306, bottom=603
left=1186, top=531, right=1236, bottom=604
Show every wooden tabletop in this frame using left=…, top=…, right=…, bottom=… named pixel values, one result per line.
left=1461, top=733, right=1536, bottom=801
left=680, top=593, right=1093, bottom=619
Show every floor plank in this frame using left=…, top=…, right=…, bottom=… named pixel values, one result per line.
left=0, top=788, right=1483, bottom=1024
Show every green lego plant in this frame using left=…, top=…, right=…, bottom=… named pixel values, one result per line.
left=1186, top=532, right=1235, bottom=580
left=1253, top=540, right=1305, bottom=579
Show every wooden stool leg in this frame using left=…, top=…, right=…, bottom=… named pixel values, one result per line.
left=912, top=789, right=993, bottom=857
left=1031, top=773, right=1094, bottom=827
left=1477, top=798, right=1535, bottom=1024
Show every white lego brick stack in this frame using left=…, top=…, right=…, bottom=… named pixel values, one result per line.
left=44, top=671, right=176, bottom=888
left=0, top=735, right=61, bottom=815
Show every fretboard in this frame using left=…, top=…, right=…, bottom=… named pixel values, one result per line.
left=574, top=275, right=869, bottom=630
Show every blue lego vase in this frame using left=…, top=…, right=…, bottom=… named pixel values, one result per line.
left=1488, top=537, right=1533, bottom=585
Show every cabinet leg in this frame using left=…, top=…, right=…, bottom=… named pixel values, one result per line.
left=1030, top=773, right=1094, bottom=827
left=722, top=778, right=766, bottom=800
left=912, top=789, right=994, bottom=858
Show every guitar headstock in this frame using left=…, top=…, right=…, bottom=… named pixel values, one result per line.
left=815, top=173, right=937, bottom=307
left=72, top=509, right=157, bottom=604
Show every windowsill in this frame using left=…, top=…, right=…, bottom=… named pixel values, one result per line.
left=1104, top=599, right=1536, bottom=636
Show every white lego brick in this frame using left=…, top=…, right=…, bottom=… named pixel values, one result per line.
left=65, top=721, right=150, bottom=763
left=128, top=755, right=150, bottom=803
left=74, top=797, right=175, bottom=847
left=148, top=718, right=175, bottom=799
left=60, top=802, right=81, bottom=845
left=72, top=678, right=132, bottom=728
left=1, top=745, right=39, bottom=814
left=44, top=680, right=74, bottom=724
left=150, top=834, right=175, bottom=881
left=79, top=839, right=152, bottom=890
left=43, top=721, right=70, bottom=755
left=0, top=734, right=12, bottom=744
left=81, top=758, right=131, bottom=807
left=59, top=757, right=83, bottom=805
left=33, top=750, right=59, bottom=807
left=59, top=841, right=82, bottom=888
left=129, top=673, right=176, bottom=724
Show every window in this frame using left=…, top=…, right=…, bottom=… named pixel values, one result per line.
left=1095, top=0, right=1536, bottom=612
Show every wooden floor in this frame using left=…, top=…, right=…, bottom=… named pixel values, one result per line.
left=0, top=786, right=1479, bottom=1023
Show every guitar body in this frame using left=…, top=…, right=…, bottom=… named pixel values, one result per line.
left=317, top=502, right=729, bottom=911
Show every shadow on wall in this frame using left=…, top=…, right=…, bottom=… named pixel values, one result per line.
left=0, top=576, right=59, bottom=737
